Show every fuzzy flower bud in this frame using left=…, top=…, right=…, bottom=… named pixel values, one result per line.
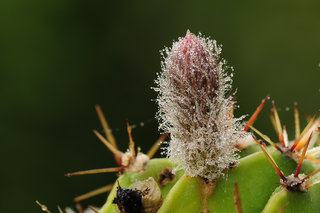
left=155, top=31, right=245, bottom=180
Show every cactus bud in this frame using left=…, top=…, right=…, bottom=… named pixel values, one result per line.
left=155, top=31, right=246, bottom=180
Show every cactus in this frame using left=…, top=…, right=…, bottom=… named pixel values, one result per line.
left=38, top=31, right=320, bottom=213
left=97, top=31, right=320, bottom=213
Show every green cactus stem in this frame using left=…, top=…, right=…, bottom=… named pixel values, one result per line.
left=156, top=149, right=316, bottom=213
left=263, top=182, right=320, bottom=212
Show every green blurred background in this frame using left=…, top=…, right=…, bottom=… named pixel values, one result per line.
left=0, top=0, right=319, bottom=212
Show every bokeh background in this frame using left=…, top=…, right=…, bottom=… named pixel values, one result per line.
left=1, top=0, right=320, bottom=212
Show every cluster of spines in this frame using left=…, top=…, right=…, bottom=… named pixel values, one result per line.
left=243, top=95, right=320, bottom=191
left=247, top=99, right=320, bottom=164
left=62, top=105, right=166, bottom=211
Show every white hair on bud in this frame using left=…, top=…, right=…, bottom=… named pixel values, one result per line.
left=155, top=31, right=247, bottom=180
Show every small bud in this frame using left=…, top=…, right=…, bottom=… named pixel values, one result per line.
left=155, top=31, right=246, bottom=180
